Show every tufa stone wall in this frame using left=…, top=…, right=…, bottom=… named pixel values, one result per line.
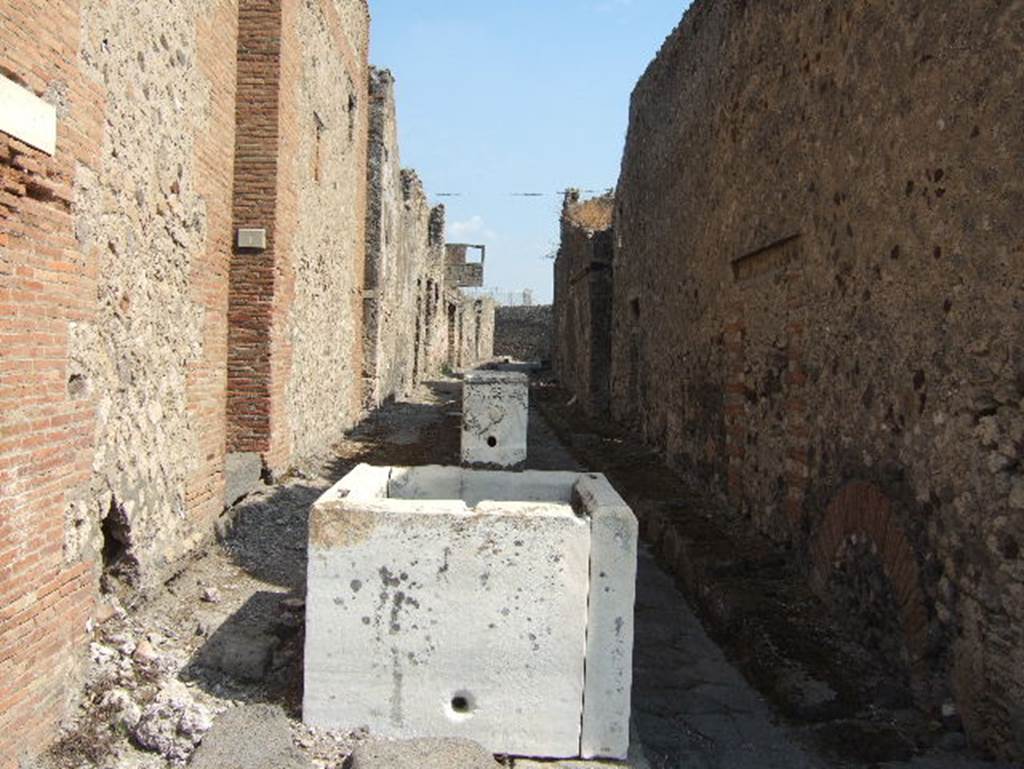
left=494, top=305, right=553, bottom=364
left=0, top=0, right=239, bottom=763
left=74, top=0, right=240, bottom=586
left=612, top=0, right=1024, bottom=757
left=287, top=0, right=369, bottom=465
left=553, top=190, right=614, bottom=415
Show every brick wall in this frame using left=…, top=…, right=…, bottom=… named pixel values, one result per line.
left=228, top=0, right=287, bottom=464
left=610, top=0, right=1024, bottom=757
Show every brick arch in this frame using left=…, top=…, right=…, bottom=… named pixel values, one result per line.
left=809, top=481, right=931, bottom=700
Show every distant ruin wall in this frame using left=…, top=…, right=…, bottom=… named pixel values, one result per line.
left=553, top=192, right=613, bottom=415
left=495, top=305, right=552, bottom=363
left=613, top=0, right=1024, bottom=757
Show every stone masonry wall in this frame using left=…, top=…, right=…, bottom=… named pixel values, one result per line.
left=494, top=305, right=552, bottom=364
left=286, top=0, right=369, bottom=465
left=363, top=68, right=407, bottom=407
left=363, top=77, right=491, bottom=398
left=0, top=0, right=239, bottom=764
left=612, top=0, right=1024, bottom=757
left=457, top=295, right=495, bottom=371
left=553, top=191, right=613, bottom=415
left=228, top=0, right=369, bottom=473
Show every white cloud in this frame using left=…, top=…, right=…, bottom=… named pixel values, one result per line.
left=450, top=215, right=498, bottom=243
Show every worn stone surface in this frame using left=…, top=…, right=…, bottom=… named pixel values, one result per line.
left=305, top=465, right=637, bottom=759
left=224, top=452, right=263, bottom=507
left=190, top=705, right=311, bottom=769
left=609, top=0, right=1024, bottom=758
left=347, top=737, right=499, bottom=769
left=72, top=0, right=238, bottom=586
left=494, top=305, right=552, bottom=364
left=305, top=478, right=591, bottom=758
left=461, top=371, right=529, bottom=468
left=553, top=191, right=614, bottom=416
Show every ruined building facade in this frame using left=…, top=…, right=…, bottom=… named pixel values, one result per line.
left=0, top=1, right=492, bottom=764
left=553, top=192, right=614, bottom=416
left=361, top=70, right=494, bottom=410
left=556, top=0, right=1024, bottom=759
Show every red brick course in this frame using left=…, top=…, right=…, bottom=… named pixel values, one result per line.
left=809, top=481, right=931, bottom=701
left=1, top=3, right=102, bottom=764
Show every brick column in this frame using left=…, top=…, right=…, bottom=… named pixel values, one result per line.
left=227, top=0, right=294, bottom=472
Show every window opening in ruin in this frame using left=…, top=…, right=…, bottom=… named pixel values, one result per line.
left=630, top=297, right=641, bottom=321
left=313, top=111, right=325, bottom=183
left=487, top=436, right=498, bottom=448
left=451, top=695, right=470, bottom=713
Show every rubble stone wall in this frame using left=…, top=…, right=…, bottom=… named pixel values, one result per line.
left=363, top=68, right=408, bottom=406
left=612, top=0, right=1024, bottom=757
left=286, top=0, right=369, bottom=465
left=553, top=193, right=614, bottom=415
left=494, top=305, right=552, bottom=364
left=0, top=0, right=239, bottom=763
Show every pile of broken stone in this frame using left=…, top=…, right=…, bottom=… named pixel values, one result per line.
left=60, top=598, right=217, bottom=765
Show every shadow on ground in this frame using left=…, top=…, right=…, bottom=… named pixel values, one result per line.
left=182, top=381, right=464, bottom=713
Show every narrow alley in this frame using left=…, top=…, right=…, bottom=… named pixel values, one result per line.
left=3, top=1, right=1023, bottom=766
left=37, top=375, right=1017, bottom=769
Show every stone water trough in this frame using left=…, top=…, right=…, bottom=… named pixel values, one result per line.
left=461, top=371, right=529, bottom=468
left=303, top=464, right=638, bottom=760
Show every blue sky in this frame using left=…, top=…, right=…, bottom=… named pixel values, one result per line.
left=369, top=1, right=689, bottom=304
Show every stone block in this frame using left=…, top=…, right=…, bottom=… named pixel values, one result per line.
left=0, top=74, right=57, bottom=155
left=224, top=452, right=263, bottom=507
left=461, top=371, right=529, bottom=468
left=190, top=704, right=311, bottom=769
left=304, top=465, right=638, bottom=760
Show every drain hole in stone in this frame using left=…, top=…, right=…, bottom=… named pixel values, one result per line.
left=487, top=436, right=498, bottom=448
left=448, top=691, right=475, bottom=719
